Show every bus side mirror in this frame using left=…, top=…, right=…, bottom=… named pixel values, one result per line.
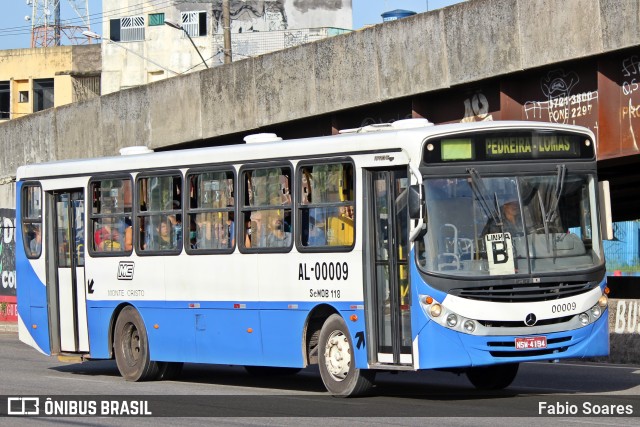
left=598, top=180, right=613, bottom=240
left=408, top=184, right=424, bottom=219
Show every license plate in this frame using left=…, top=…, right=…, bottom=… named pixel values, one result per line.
left=515, top=336, right=547, bottom=350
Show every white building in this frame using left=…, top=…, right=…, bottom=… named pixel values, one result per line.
left=101, top=0, right=353, bottom=94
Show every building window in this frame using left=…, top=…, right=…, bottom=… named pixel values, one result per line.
left=19, top=91, right=29, bottom=103
left=110, top=15, right=144, bottom=42
left=149, top=13, right=165, bottom=26
left=181, top=11, right=207, bottom=37
left=33, top=79, right=54, bottom=112
left=0, top=81, right=9, bottom=119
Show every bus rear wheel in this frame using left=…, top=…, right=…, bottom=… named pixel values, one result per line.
left=113, top=306, right=159, bottom=381
left=466, top=363, right=519, bottom=390
left=318, top=314, right=374, bottom=397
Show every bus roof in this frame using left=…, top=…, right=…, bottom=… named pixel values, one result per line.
left=16, top=121, right=595, bottom=180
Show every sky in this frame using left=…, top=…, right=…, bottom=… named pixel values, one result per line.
left=0, top=1, right=464, bottom=51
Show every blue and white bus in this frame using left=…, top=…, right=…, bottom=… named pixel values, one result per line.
left=16, top=120, right=611, bottom=396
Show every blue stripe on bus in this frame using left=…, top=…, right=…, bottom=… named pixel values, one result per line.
left=15, top=181, right=51, bottom=355
left=86, top=300, right=369, bottom=368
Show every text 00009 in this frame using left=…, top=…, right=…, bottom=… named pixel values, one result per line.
left=299, top=262, right=349, bottom=281
left=551, top=302, right=577, bottom=313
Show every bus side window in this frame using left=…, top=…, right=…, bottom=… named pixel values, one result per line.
left=89, top=178, right=133, bottom=256
left=185, top=169, right=235, bottom=253
left=241, top=166, right=292, bottom=250
left=136, top=174, right=182, bottom=253
left=22, top=184, right=43, bottom=259
left=298, top=162, right=354, bottom=249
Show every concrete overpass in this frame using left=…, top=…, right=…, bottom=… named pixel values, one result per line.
left=1, top=0, right=640, bottom=221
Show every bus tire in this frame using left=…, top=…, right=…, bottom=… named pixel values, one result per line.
left=466, top=363, right=519, bottom=390
left=318, top=314, right=374, bottom=397
left=157, top=362, right=183, bottom=380
left=113, top=306, right=159, bottom=381
left=244, top=366, right=301, bottom=376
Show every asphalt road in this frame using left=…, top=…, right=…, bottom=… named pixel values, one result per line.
left=1, top=332, right=640, bottom=426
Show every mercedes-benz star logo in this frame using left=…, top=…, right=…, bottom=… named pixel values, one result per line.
left=524, top=313, right=537, bottom=326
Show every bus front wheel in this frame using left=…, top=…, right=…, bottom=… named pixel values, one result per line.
left=113, top=306, right=159, bottom=381
left=318, top=314, right=374, bottom=397
left=466, top=363, right=519, bottom=390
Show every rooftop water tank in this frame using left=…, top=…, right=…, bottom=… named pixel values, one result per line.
left=381, top=9, right=417, bottom=22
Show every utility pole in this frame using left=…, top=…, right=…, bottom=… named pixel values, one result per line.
left=222, top=0, right=232, bottom=64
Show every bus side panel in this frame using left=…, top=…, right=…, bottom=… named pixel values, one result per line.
left=259, top=308, right=308, bottom=367
left=140, top=306, right=198, bottom=363
left=337, top=307, right=369, bottom=369
left=85, top=305, right=118, bottom=359
left=16, top=181, right=51, bottom=355
left=194, top=309, right=262, bottom=365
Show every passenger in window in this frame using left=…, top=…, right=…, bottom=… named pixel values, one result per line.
left=342, top=205, right=354, bottom=220
left=482, top=200, right=521, bottom=237
left=151, top=220, right=174, bottom=250
left=267, top=218, right=291, bottom=248
left=29, top=226, right=42, bottom=255
left=171, top=215, right=182, bottom=246
left=101, top=228, right=122, bottom=251
left=244, top=218, right=252, bottom=248
left=123, top=221, right=133, bottom=251
left=307, top=217, right=326, bottom=246
left=226, top=212, right=235, bottom=248
left=189, top=220, right=198, bottom=249
left=165, top=199, right=182, bottom=245
left=94, top=225, right=109, bottom=249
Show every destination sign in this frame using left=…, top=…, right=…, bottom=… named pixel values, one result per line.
left=424, top=131, right=593, bottom=163
left=484, top=135, right=581, bottom=159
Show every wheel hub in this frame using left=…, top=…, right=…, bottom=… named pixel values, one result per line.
left=324, top=330, right=351, bottom=381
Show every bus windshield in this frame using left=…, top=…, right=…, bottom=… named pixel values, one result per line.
left=417, top=171, right=603, bottom=277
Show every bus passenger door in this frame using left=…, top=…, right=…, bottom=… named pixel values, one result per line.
left=364, top=168, right=412, bottom=366
left=46, top=190, right=88, bottom=354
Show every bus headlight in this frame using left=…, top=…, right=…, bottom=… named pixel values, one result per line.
left=446, top=313, right=458, bottom=327
left=419, top=295, right=479, bottom=335
left=579, top=313, right=590, bottom=325
left=598, top=295, right=608, bottom=308
left=463, top=320, right=476, bottom=333
left=591, top=306, right=601, bottom=319
left=429, top=304, right=442, bottom=317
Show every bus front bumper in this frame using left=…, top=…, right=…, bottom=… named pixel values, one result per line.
left=414, top=309, right=609, bottom=369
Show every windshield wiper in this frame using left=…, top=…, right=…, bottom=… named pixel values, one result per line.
left=467, top=168, right=501, bottom=226
left=545, top=164, right=566, bottom=225
left=536, top=165, right=565, bottom=255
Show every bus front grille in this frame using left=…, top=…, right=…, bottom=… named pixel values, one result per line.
left=477, top=315, right=574, bottom=328
left=449, top=281, right=595, bottom=303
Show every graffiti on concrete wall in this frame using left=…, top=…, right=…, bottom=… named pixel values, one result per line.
left=284, top=30, right=309, bottom=48
left=614, top=300, right=640, bottom=334
left=460, top=91, right=493, bottom=122
left=524, top=69, right=598, bottom=127
left=0, top=209, right=16, bottom=298
left=213, top=1, right=287, bottom=34
left=621, top=55, right=640, bottom=151
left=359, top=113, right=413, bottom=127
